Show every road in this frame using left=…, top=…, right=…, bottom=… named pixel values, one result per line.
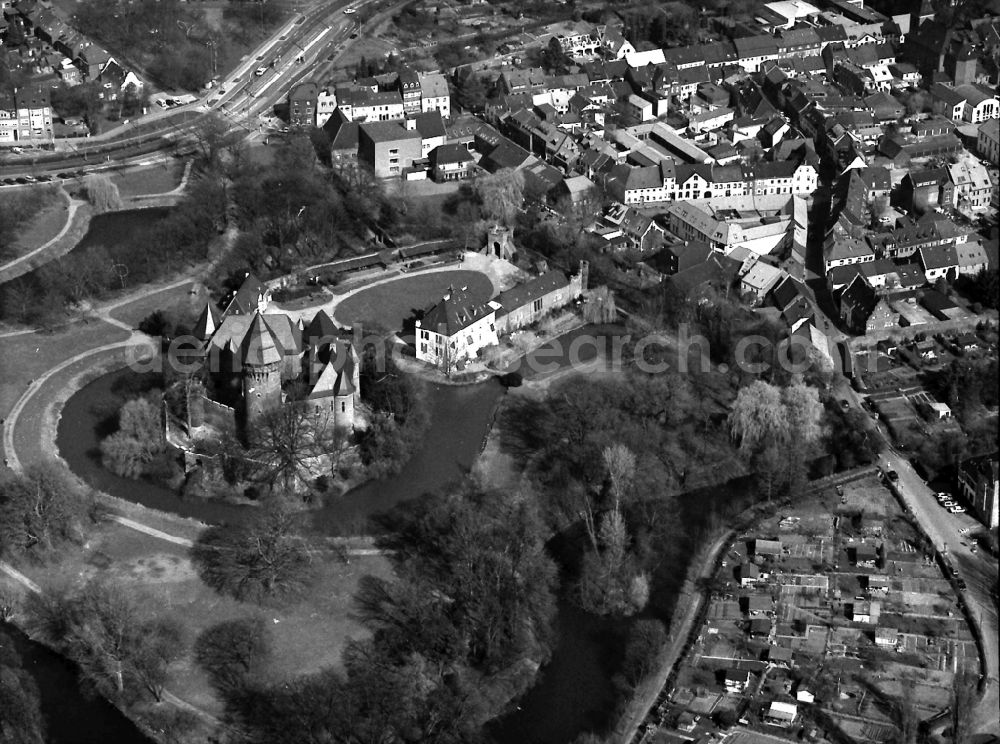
left=877, top=448, right=1000, bottom=737
left=0, top=0, right=378, bottom=178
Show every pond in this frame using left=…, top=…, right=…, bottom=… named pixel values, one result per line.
left=0, top=623, right=152, bottom=744
left=76, top=207, right=173, bottom=253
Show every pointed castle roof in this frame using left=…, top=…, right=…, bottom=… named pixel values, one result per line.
left=191, top=302, right=222, bottom=341
left=241, top=312, right=284, bottom=367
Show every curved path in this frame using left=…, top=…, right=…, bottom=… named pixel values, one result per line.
left=0, top=193, right=87, bottom=283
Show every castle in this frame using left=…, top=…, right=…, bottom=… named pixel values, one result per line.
left=184, top=275, right=361, bottom=434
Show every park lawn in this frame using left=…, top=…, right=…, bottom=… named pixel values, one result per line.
left=5, top=520, right=393, bottom=717
left=8, top=188, right=69, bottom=258
left=106, top=280, right=208, bottom=329
left=111, top=162, right=185, bottom=198
left=0, top=322, right=131, bottom=430
left=333, top=269, right=494, bottom=331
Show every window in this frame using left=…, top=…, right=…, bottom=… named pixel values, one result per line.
left=533, top=298, right=543, bottom=312
left=420, top=330, right=429, bottom=340
left=420, top=343, right=427, bottom=353
left=342, top=402, right=347, bottom=413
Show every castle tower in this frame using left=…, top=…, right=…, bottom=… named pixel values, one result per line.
left=485, top=225, right=515, bottom=261
left=240, top=313, right=283, bottom=423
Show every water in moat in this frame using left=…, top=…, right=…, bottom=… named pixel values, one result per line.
left=55, top=324, right=631, bottom=742
left=0, top=623, right=152, bottom=744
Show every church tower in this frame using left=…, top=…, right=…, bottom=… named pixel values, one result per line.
left=240, top=313, right=283, bottom=423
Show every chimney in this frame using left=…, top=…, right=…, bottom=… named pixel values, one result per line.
left=405, top=117, right=417, bottom=131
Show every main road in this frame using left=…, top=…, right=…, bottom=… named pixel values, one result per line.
left=876, top=446, right=999, bottom=736
left=0, top=0, right=386, bottom=178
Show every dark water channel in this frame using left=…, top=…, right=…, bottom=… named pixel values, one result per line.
left=0, top=623, right=152, bottom=744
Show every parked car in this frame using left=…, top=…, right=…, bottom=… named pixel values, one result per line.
left=886, top=470, right=899, bottom=482
left=949, top=506, right=966, bottom=514
left=942, top=501, right=957, bottom=508
left=255, top=66, right=268, bottom=76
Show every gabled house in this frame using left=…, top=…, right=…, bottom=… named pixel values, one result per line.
left=839, top=274, right=898, bottom=333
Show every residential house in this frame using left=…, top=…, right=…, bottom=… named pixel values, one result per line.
left=765, top=701, right=798, bottom=727
left=957, top=453, right=999, bottom=529
left=316, top=88, right=338, bottom=126
left=956, top=240, right=990, bottom=276
left=429, top=143, right=475, bottom=181
left=419, top=72, right=450, bottom=118
left=740, top=563, right=761, bottom=587
left=979, top=118, right=1000, bottom=165
left=754, top=538, right=782, bottom=558
left=0, top=89, right=16, bottom=143
left=288, top=82, right=318, bottom=128
left=853, top=542, right=879, bottom=568
left=741, top=260, right=786, bottom=304
left=900, top=167, right=955, bottom=213
left=874, top=627, right=899, bottom=648
left=749, top=617, right=772, bottom=636
left=840, top=274, right=898, bottom=333
left=851, top=600, right=881, bottom=624
left=13, top=82, right=51, bottom=143
left=949, top=160, right=993, bottom=210
left=918, top=243, right=959, bottom=283
left=766, top=646, right=794, bottom=668
left=413, top=110, right=446, bottom=157
left=397, top=67, right=421, bottom=115
left=336, top=87, right=405, bottom=122
left=647, top=240, right=713, bottom=275
left=745, top=594, right=772, bottom=615
left=357, top=121, right=422, bottom=177
left=724, top=668, right=752, bottom=693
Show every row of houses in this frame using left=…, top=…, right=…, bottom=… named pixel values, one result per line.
left=288, top=69, right=451, bottom=129
left=0, top=82, right=51, bottom=143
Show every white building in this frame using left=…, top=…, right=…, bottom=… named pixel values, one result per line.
left=978, top=118, right=1000, bottom=165
left=419, top=72, right=450, bottom=118
left=316, top=89, right=338, bottom=127
left=415, top=287, right=499, bottom=373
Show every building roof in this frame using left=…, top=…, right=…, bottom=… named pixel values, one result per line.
left=496, top=270, right=570, bottom=316
left=420, top=286, right=495, bottom=336
left=414, top=110, right=446, bottom=138
left=225, top=274, right=269, bottom=316
left=430, top=143, right=473, bottom=166
left=359, top=120, right=420, bottom=143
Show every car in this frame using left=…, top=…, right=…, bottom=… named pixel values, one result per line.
left=840, top=399, right=850, bottom=410
left=74, top=170, right=88, bottom=177
left=886, top=470, right=899, bottom=482
left=256, top=55, right=265, bottom=60
left=14, top=177, right=27, bottom=184
left=208, top=98, right=220, bottom=106
left=949, top=506, right=966, bottom=514
left=255, top=66, right=267, bottom=76
left=344, top=6, right=356, bottom=12
left=956, top=578, right=967, bottom=589
left=36, top=174, right=52, bottom=182
left=23, top=175, right=36, bottom=183
left=10, top=146, right=23, bottom=154
left=154, top=98, right=167, bottom=108
left=350, top=32, right=358, bottom=38
left=942, top=501, right=957, bottom=508
left=1, top=177, right=16, bottom=185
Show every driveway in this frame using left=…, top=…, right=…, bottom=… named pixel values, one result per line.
left=877, top=449, right=1000, bottom=736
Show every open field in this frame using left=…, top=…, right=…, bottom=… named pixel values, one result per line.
left=0, top=519, right=392, bottom=715
left=110, top=161, right=185, bottom=198
left=332, top=269, right=494, bottom=330
left=106, top=279, right=208, bottom=328
left=5, top=188, right=70, bottom=261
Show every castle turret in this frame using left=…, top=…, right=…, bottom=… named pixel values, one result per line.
left=240, top=313, right=283, bottom=423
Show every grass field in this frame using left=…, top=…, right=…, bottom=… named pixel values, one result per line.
left=6, top=188, right=70, bottom=259
left=107, top=280, right=208, bottom=329
left=110, top=161, right=185, bottom=198
left=333, top=269, right=494, bottom=331
left=1, top=519, right=393, bottom=716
